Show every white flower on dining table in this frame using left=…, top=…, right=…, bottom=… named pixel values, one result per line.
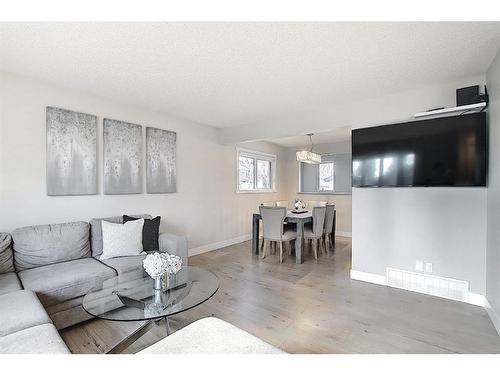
left=143, top=252, right=183, bottom=278
left=294, top=199, right=305, bottom=210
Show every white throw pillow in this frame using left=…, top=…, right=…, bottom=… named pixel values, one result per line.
left=100, top=219, right=145, bottom=260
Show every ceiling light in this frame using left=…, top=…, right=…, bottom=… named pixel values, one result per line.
left=296, top=134, right=321, bottom=164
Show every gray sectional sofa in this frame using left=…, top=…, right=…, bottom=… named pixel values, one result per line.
left=0, top=214, right=187, bottom=354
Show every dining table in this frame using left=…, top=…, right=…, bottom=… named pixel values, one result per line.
left=252, top=210, right=313, bottom=264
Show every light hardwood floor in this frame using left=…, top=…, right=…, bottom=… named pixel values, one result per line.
left=61, top=237, right=500, bottom=353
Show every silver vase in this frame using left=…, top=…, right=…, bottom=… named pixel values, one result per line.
left=153, top=275, right=163, bottom=290
left=153, top=289, right=164, bottom=305
left=162, top=272, right=170, bottom=290
left=153, top=273, right=171, bottom=291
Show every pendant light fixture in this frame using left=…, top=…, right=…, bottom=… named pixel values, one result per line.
left=296, top=133, right=321, bottom=164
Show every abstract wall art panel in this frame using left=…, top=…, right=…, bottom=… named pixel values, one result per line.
left=46, top=107, right=97, bottom=196
left=103, top=118, right=142, bottom=194
left=146, top=127, right=177, bottom=193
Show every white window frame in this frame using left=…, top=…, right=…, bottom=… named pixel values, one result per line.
left=236, top=147, right=277, bottom=193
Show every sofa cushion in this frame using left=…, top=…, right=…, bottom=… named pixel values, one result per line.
left=0, top=233, right=15, bottom=273
left=18, top=258, right=116, bottom=307
left=12, top=221, right=91, bottom=271
left=139, top=317, right=285, bottom=354
left=100, top=255, right=146, bottom=275
left=0, top=323, right=70, bottom=354
left=0, top=290, right=52, bottom=337
left=90, top=214, right=152, bottom=258
left=0, top=272, right=22, bottom=296
left=100, top=219, right=145, bottom=261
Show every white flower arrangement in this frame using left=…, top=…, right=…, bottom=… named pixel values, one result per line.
left=294, top=199, right=305, bottom=210
left=143, top=252, right=183, bottom=278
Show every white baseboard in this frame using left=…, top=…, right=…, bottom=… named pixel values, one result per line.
left=467, top=293, right=486, bottom=307
left=350, top=269, right=486, bottom=307
left=350, top=269, right=387, bottom=286
left=336, top=231, right=352, bottom=238
left=188, top=234, right=252, bottom=257
left=485, top=299, right=500, bottom=336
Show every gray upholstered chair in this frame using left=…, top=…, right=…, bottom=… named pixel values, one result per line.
left=259, top=206, right=297, bottom=263
left=260, top=202, right=276, bottom=207
left=305, top=201, right=327, bottom=210
left=304, top=206, right=326, bottom=259
left=323, top=204, right=336, bottom=252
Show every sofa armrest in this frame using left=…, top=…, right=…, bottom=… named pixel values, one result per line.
left=158, top=233, right=188, bottom=265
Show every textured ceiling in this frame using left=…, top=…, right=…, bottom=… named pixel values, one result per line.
left=267, top=126, right=351, bottom=147
left=1, top=22, right=500, bottom=129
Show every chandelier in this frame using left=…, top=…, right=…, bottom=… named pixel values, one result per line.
left=296, top=133, right=321, bottom=164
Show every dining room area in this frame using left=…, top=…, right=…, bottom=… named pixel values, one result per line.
left=252, top=200, right=337, bottom=264
left=245, top=128, right=352, bottom=264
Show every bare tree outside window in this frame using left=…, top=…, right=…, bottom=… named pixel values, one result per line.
left=256, top=160, right=271, bottom=189
left=237, top=150, right=275, bottom=192
left=239, top=156, right=254, bottom=190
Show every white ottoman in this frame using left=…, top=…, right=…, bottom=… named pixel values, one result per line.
left=139, top=317, right=284, bottom=354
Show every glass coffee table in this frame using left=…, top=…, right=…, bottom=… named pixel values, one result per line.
left=82, top=266, right=219, bottom=353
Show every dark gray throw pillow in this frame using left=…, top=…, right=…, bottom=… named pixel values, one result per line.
left=123, top=215, right=161, bottom=252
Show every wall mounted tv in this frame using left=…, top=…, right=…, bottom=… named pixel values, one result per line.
left=352, top=112, right=487, bottom=187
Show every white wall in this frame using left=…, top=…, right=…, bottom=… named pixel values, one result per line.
left=0, top=72, right=288, bottom=252
left=486, top=49, right=500, bottom=332
left=352, top=188, right=487, bottom=294
left=349, top=75, right=489, bottom=295
left=283, top=141, right=352, bottom=235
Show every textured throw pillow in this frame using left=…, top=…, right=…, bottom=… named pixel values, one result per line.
left=123, top=215, right=161, bottom=252
left=90, top=214, right=152, bottom=258
left=100, top=219, right=145, bottom=261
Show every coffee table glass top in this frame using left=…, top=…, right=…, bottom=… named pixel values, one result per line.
left=82, top=266, right=219, bottom=322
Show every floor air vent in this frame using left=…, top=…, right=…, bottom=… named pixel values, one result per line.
left=386, top=268, right=470, bottom=303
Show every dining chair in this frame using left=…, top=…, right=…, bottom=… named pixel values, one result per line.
left=260, top=202, right=277, bottom=207
left=259, top=202, right=277, bottom=253
left=305, top=201, right=327, bottom=210
left=323, top=204, right=336, bottom=253
left=304, top=206, right=326, bottom=260
left=275, top=200, right=295, bottom=231
left=259, top=206, right=297, bottom=263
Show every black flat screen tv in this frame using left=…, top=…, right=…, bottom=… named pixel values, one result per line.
left=352, top=112, right=487, bottom=187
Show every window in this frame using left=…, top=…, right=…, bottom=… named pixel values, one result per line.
left=299, top=153, right=351, bottom=194
left=238, top=156, right=254, bottom=190
left=256, top=159, right=271, bottom=189
left=237, top=148, right=276, bottom=192
left=318, top=162, right=334, bottom=191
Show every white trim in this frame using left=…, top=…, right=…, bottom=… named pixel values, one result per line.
left=235, top=189, right=277, bottom=194
left=414, top=102, right=486, bottom=118
left=350, top=269, right=486, bottom=307
left=485, top=299, right=500, bottom=336
left=467, top=293, right=486, bottom=307
left=350, top=269, right=387, bottom=286
left=188, top=234, right=252, bottom=257
left=236, top=147, right=276, bottom=160
left=336, top=231, right=352, bottom=238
